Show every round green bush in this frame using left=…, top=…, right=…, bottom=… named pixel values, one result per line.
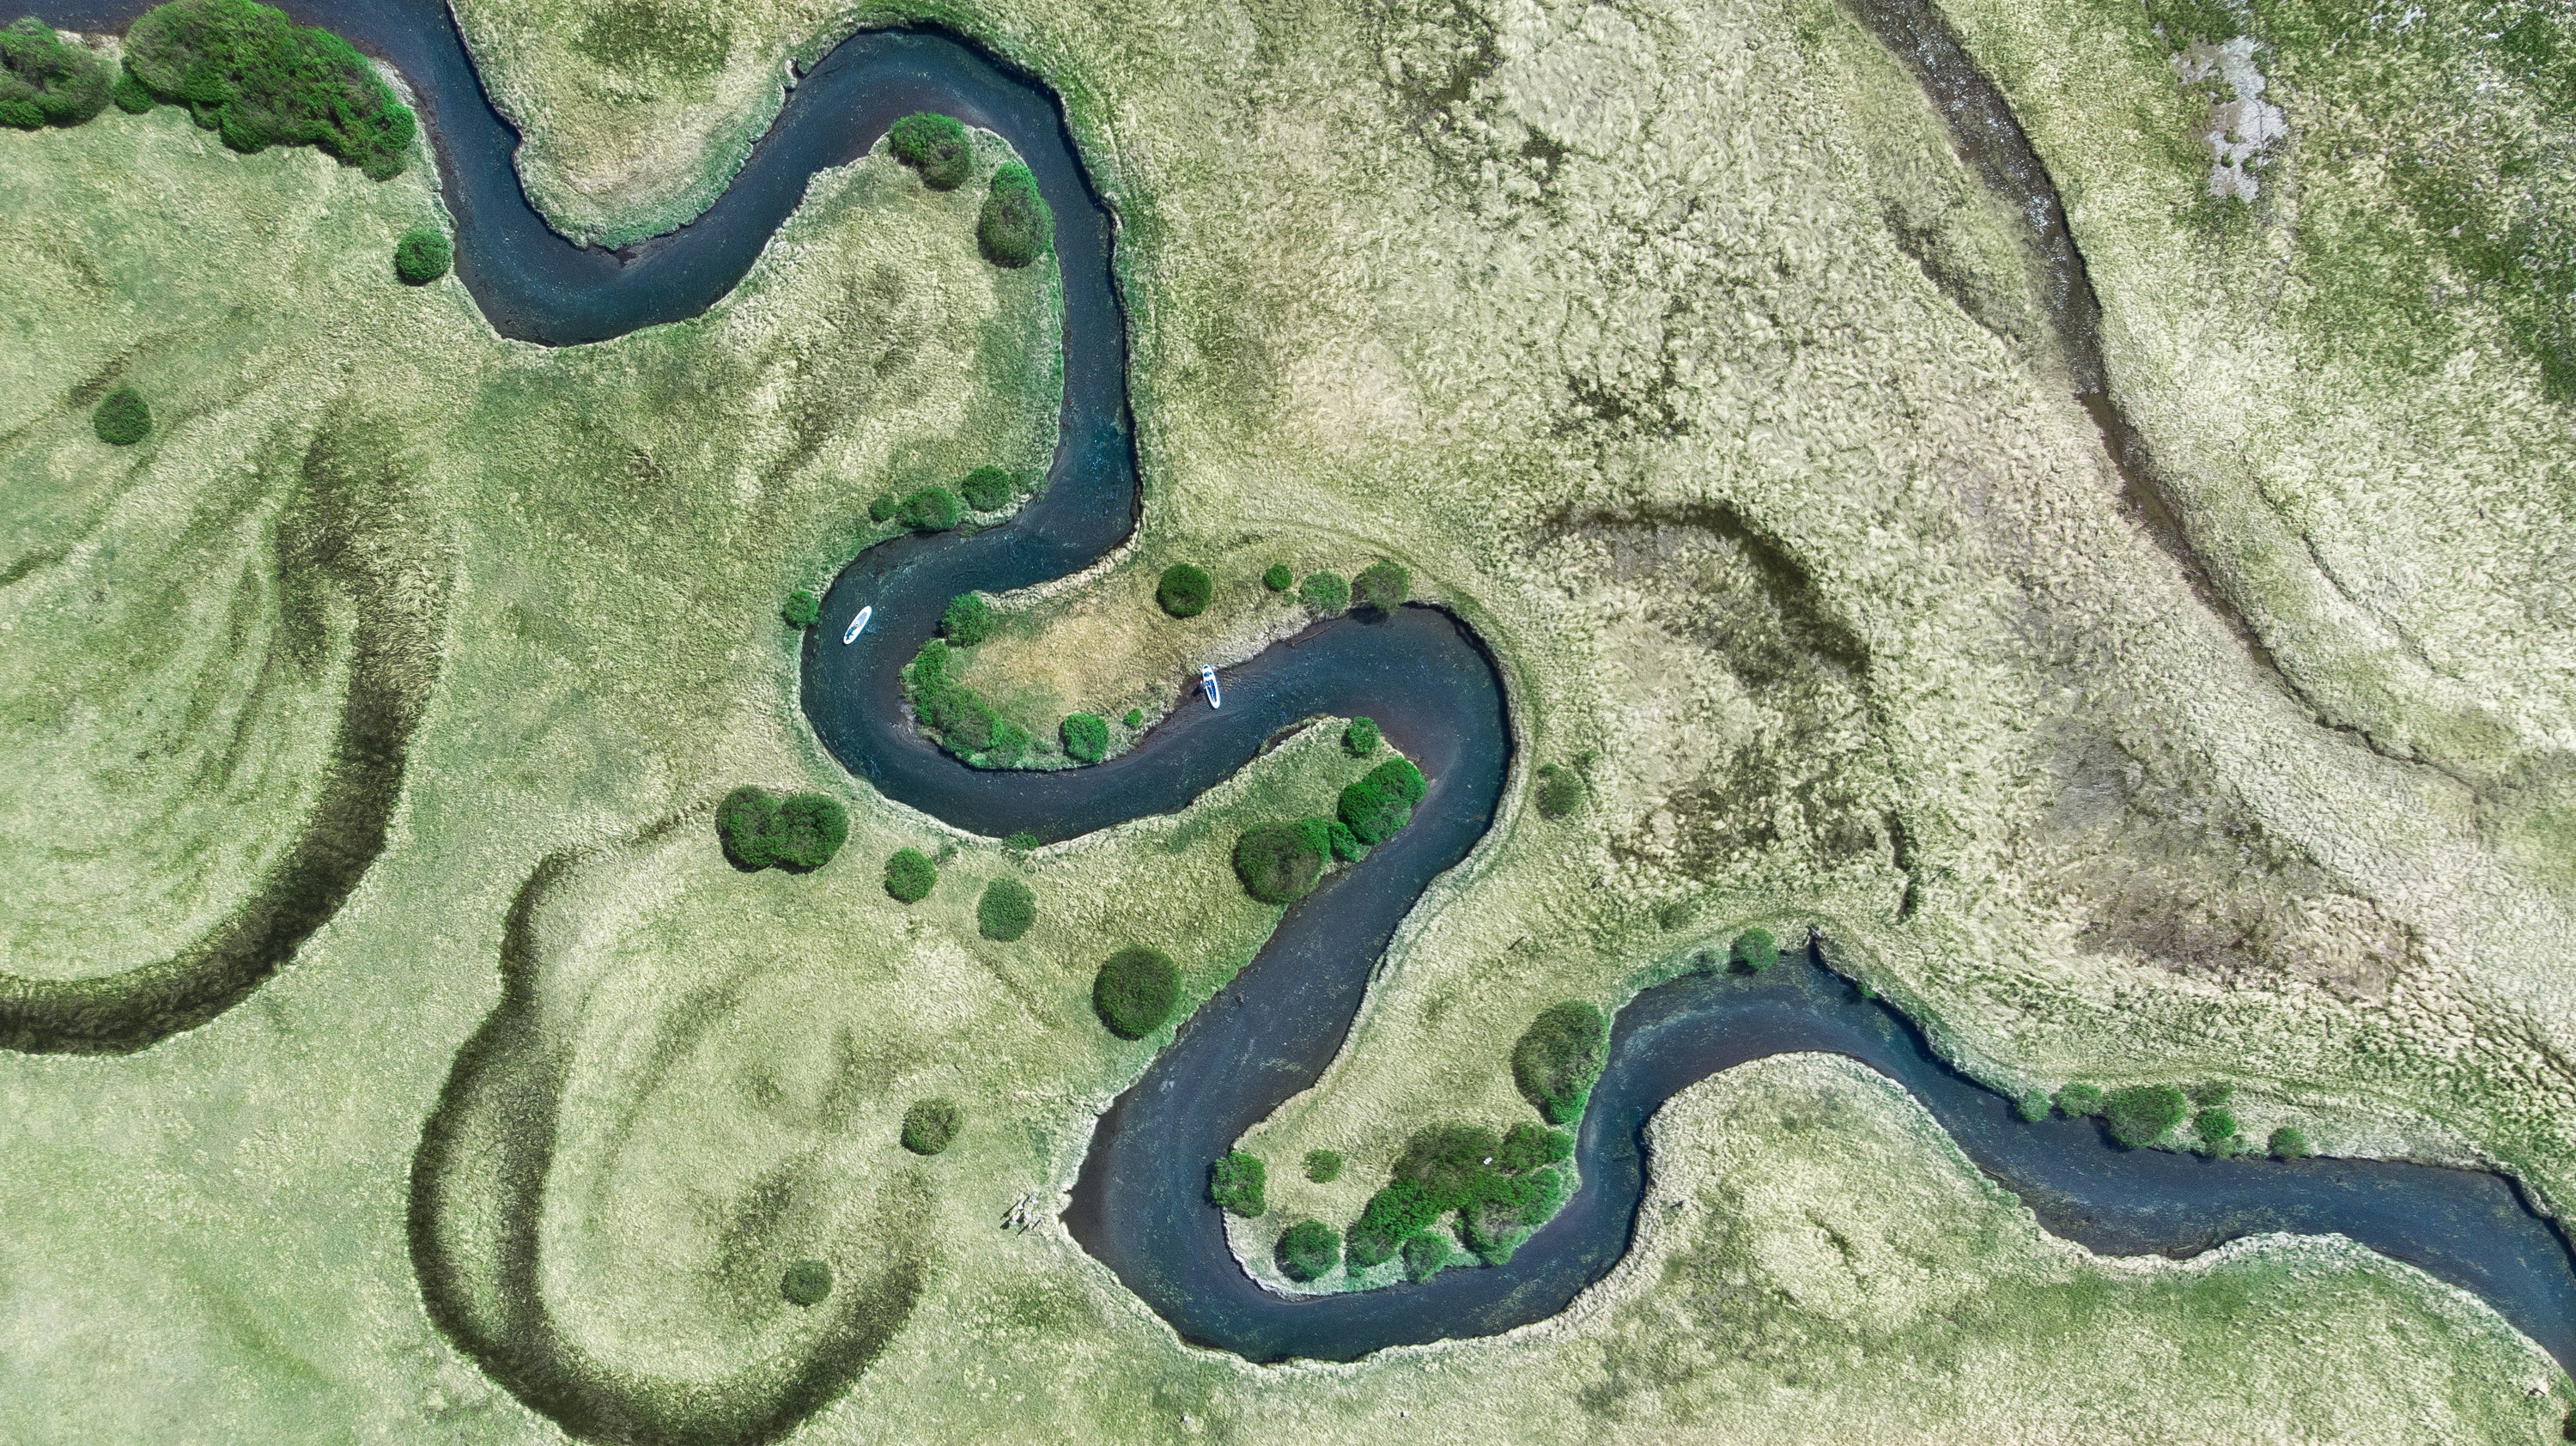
left=112, top=64, right=154, bottom=113
left=1233, top=820, right=1328, bottom=904
left=1156, top=562, right=1213, bottom=618
left=1513, top=1000, right=1609, bottom=1125
left=1123, top=708, right=1144, bottom=728
left=884, top=848, right=937, bottom=902
left=2192, top=1106, right=2239, bottom=1149
left=901, top=486, right=961, bottom=532
left=1210, top=1151, right=1267, bottom=1218
left=780, top=1259, right=833, bottom=1306
left=1400, top=1230, right=1454, bottom=1283
left=1343, top=716, right=1380, bottom=756
left=1304, top=1149, right=1343, bottom=1184
left=978, top=161, right=1054, bottom=268
left=2014, top=1090, right=2051, bottom=1123
left=91, top=386, right=151, bottom=446
left=868, top=491, right=900, bottom=523
left=2054, top=1082, right=2106, bottom=1118
left=768, top=794, right=848, bottom=872
left=125, top=0, right=416, bottom=179
left=2102, top=1084, right=2190, bottom=1148
left=0, top=18, right=111, bottom=128
left=717, top=786, right=779, bottom=870
left=887, top=111, right=973, bottom=189
left=1273, top=1220, right=1340, bottom=1283
left=1060, top=712, right=1109, bottom=763
left=1003, top=829, right=1041, bottom=853
left=1534, top=762, right=1585, bottom=820
left=976, top=877, right=1035, bottom=941
left=940, top=592, right=993, bottom=646
left=958, top=465, right=1015, bottom=511
left=1729, top=927, right=1779, bottom=973
left=1336, top=757, right=1426, bottom=847
left=1324, top=819, right=1367, bottom=864
left=2269, top=1126, right=2312, bottom=1160
left=1346, top=1180, right=1439, bottom=1269
left=1093, top=945, right=1180, bottom=1039
left=1263, top=562, right=1294, bottom=592
left=1353, top=559, right=1411, bottom=614
left=394, top=227, right=452, bottom=284
left=901, top=1097, right=963, bottom=1155
left=781, top=589, right=821, bottom=629
left=1299, top=569, right=1350, bottom=616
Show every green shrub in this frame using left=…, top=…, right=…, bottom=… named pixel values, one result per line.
left=1382, top=1122, right=1573, bottom=1267
left=111, top=63, right=153, bottom=112
left=2192, top=1107, right=2239, bottom=1149
left=1496, top=1121, right=1574, bottom=1171
left=2187, top=1080, right=2235, bottom=1108
left=1337, top=757, right=1426, bottom=847
left=940, top=592, right=993, bottom=646
left=2054, top=1082, right=2105, bottom=1118
left=1122, top=708, right=1143, bottom=728
left=1274, top=1220, right=1339, bottom=1282
left=1263, top=562, right=1294, bottom=591
left=887, top=111, right=972, bottom=189
left=1093, top=945, right=1179, bottom=1039
left=1156, top=562, right=1213, bottom=618
left=1461, top=1165, right=1564, bottom=1265
left=1233, top=819, right=1329, bottom=904
left=1346, top=1179, right=1439, bottom=1269
left=0, top=18, right=111, bottom=128
left=1353, top=559, right=1410, bottom=614
left=884, top=848, right=937, bottom=902
left=1210, top=1152, right=1267, bottom=1218
left=1513, top=1000, right=1608, bottom=1124
left=1304, top=1149, right=1343, bottom=1183
left=900, top=485, right=961, bottom=532
left=781, top=589, right=821, bottom=629
left=1060, top=712, right=1109, bottom=763
left=393, top=227, right=451, bottom=284
left=716, top=787, right=847, bottom=872
left=2269, top=1126, right=2312, bottom=1160
left=901, top=1097, right=963, bottom=1155
left=976, top=877, right=1035, bottom=941
left=2102, top=1084, right=2190, bottom=1148
left=1324, top=819, right=1368, bottom=864
left=1003, top=829, right=1041, bottom=852
left=868, top=491, right=900, bottom=523
left=91, top=386, right=151, bottom=446
left=978, top=161, right=1053, bottom=267
left=780, top=1259, right=833, bottom=1306
left=125, top=0, right=416, bottom=178
left=1534, top=762, right=1585, bottom=819
left=958, top=465, right=1016, bottom=510
left=1730, top=927, right=1779, bottom=973
left=1299, top=569, right=1350, bottom=616
left=2015, top=1090, right=2051, bottom=1123
left=1343, top=716, right=1380, bottom=756
left=1400, top=1230, right=1454, bottom=1282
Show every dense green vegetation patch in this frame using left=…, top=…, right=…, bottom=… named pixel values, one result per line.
left=90, top=386, right=151, bottom=446
left=1513, top=1000, right=1608, bottom=1125
left=1730, top=927, right=1779, bottom=973
left=1209, top=1151, right=1267, bottom=1217
left=1534, top=760, right=1585, bottom=819
left=1342, top=716, right=1379, bottom=756
left=1262, top=562, right=1294, bottom=591
left=1092, top=945, right=1179, bottom=1039
left=1059, top=711, right=1108, bottom=762
left=2055, top=1082, right=2106, bottom=1118
left=2269, top=1126, right=2312, bottom=1159
left=1352, top=559, right=1409, bottom=614
left=0, top=18, right=109, bottom=129
left=715, top=787, right=848, bottom=872
left=572, top=0, right=730, bottom=82
left=940, top=592, right=993, bottom=646
left=888, top=111, right=972, bottom=190
left=1155, top=562, right=1212, bottom=618
left=779, top=1259, right=833, bottom=1307
left=905, top=639, right=1027, bottom=766
left=1273, top=1220, right=1339, bottom=1282
left=899, top=484, right=961, bottom=532
left=125, top=0, right=416, bottom=179
left=957, top=465, right=1016, bottom=510
left=781, top=588, right=820, bottom=629
left=1304, top=1149, right=1342, bottom=1183
left=978, top=161, right=1052, bottom=268
left=1336, top=756, right=1425, bottom=847
left=901, top=1097, right=963, bottom=1156
left=1232, top=819, right=1329, bottom=904
left=1347, top=1121, right=1573, bottom=1270
left=393, top=227, right=451, bottom=284
left=882, top=847, right=936, bottom=902
left=971, top=877, right=1034, bottom=942
left=1400, top=1229, right=1453, bottom=1282
left=2104, top=1084, right=2190, bottom=1148
left=1298, top=569, right=1349, bottom=616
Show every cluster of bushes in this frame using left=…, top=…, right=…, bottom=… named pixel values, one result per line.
left=976, top=876, right=1034, bottom=940
left=1, top=18, right=110, bottom=129
left=1339, top=756, right=1426, bottom=848
left=1343, top=1121, right=1576, bottom=1275
left=394, top=227, right=451, bottom=284
left=979, top=161, right=1054, bottom=267
left=716, top=786, right=848, bottom=872
left=1210, top=1151, right=1266, bottom=1217
left=883, top=847, right=937, bottom=902
left=1093, top=945, right=1179, bottom=1039
left=905, top=639, right=1030, bottom=766
left=1060, top=711, right=1109, bottom=763
left=92, top=386, right=152, bottom=446
left=1156, top=562, right=1212, bottom=618
left=2050, top=1078, right=2312, bottom=1157
left=124, top=0, right=416, bottom=179
left=901, top=1097, right=963, bottom=1155
left=1512, top=1000, right=1608, bottom=1125
left=888, top=111, right=972, bottom=189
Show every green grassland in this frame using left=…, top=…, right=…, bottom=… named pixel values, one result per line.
left=7, top=0, right=2576, bottom=1439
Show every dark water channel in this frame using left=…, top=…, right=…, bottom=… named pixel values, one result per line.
left=41, top=0, right=2576, bottom=1393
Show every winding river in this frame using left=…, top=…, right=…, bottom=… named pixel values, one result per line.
left=41, top=0, right=2576, bottom=1419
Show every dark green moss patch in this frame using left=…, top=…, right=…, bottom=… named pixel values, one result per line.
left=1210, top=1151, right=1267, bottom=1218
left=882, top=848, right=936, bottom=902
left=1263, top=562, right=1294, bottom=591
left=901, top=1097, right=963, bottom=1155
left=1534, top=761, right=1584, bottom=819
left=716, top=787, right=848, bottom=872
left=2269, top=1126, right=2312, bottom=1159
left=888, top=111, right=972, bottom=189
left=978, top=161, right=1053, bottom=268
left=394, top=227, right=451, bottom=284
left=975, top=877, right=1034, bottom=941
left=1093, top=945, right=1179, bottom=1039
left=2192, top=1106, right=2239, bottom=1150
left=125, top=0, right=416, bottom=179
left=1156, top=562, right=1213, bottom=618
left=1513, top=1000, right=1607, bottom=1125
left=92, top=386, right=151, bottom=446
left=0, top=18, right=110, bottom=129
